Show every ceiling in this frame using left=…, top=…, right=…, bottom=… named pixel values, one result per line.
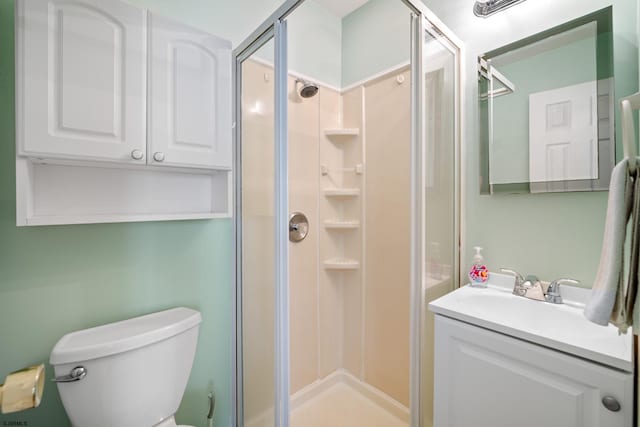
left=318, top=0, right=370, bottom=18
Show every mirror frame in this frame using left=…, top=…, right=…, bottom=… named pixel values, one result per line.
left=478, top=7, right=614, bottom=195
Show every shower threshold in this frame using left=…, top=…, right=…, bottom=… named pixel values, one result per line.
left=290, top=370, right=409, bottom=427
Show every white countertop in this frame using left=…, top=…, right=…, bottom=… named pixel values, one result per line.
left=428, top=274, right=633, bottom=372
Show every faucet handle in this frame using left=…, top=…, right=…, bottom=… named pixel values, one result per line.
left=545, top=278, right=580, bottom=304
left=500, top=268, right=524, bottom=285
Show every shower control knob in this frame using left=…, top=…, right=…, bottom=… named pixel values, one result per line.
left=153, top=152, right=166, bottom=162
left=131, top=149, right=144, bottom=160
left=289, top=212, right=309, bottom=243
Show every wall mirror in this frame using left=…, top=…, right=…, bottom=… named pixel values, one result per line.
left=478, top=7, right=614, bottom=194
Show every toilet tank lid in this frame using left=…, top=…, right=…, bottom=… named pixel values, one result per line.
left=50, top=308, right=202, bottom=365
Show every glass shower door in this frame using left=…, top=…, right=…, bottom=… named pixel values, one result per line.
left=235, top=5, right=461, bottom=427
left=236, top=18, right=290, bottom=427
left=238, top=38, right=278, bottom=427
left=421, top=19, right=459, bottom=427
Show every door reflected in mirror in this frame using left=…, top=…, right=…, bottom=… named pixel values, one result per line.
left=478, top=7, right=614, bottom=194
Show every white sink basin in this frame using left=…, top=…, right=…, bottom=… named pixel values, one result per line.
left=428, top=275, right=633, bottom=372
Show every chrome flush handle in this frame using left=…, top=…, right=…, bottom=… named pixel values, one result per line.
left=52, top=366, right=87, bottom=383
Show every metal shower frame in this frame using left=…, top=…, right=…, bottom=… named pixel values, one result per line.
left=232, top=1, right=464, bottom=426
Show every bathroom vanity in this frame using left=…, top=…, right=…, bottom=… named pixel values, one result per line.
left=429, top=276, right=633, bottom=427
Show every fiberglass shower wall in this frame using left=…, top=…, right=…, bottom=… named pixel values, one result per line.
left=284, top=0, right=414, bottom=421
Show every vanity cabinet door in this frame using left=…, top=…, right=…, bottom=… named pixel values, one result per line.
left=17, top=0, right=147, bottom=163
left=147, top=14, right=232, bottom=170
left=434, top=316, right=633, bottom=427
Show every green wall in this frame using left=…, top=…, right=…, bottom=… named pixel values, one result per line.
left=341, top=0, right=412, bottom=87
left=0, top=0, right=284, bottom=425
left=287, top=0, right=342, bottom=88
left=421, top=0, right=638, bottom=285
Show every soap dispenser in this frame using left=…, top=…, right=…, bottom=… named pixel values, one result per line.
left=469, top=246, right=489, bottom=288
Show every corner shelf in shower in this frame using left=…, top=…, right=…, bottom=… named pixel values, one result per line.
left=324, top=188, right=360, bottom=198
left=323, top=258, right=360, bottom=270
left=324, top=128, right=360, bottom=138
left=324, top=220, right=360, bottom=230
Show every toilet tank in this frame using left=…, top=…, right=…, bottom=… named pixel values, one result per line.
left=50, top=308, right=202, bottom=427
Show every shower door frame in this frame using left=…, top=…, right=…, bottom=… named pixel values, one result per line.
left=232, top=2, right=464, bottom=426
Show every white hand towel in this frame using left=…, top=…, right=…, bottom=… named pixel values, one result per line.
left=584, top=158, right=634, bottom=327
left=629, top=172, right=640, bottom=332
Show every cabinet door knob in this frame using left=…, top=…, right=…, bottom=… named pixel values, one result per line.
left=153, top=152, right=165, bottom=162
left=131, top=149, right=144, bottom=160
left=602, top=396, right=621, bottom=412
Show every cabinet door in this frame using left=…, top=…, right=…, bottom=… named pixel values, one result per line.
left=434, top=316, right=633, bottom=427
left=17, top=0, right=147, bottom=163
left=148, top=14, right=232, bottom=170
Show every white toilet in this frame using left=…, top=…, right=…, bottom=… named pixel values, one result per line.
left=50, top=307, right=202, bottom=427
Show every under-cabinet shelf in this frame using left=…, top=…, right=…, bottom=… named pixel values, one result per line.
left=324, top=220, right=360, bottom=229
left=16, top=159, right=231, bottom=226
left=324, top=128, right=360, bottom=138
left=324, top=258, right=360, bottom=270
left=324, top=188, right=360, bottom=198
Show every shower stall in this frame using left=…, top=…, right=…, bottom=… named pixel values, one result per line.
left=234, top=1, right=462, bottom=426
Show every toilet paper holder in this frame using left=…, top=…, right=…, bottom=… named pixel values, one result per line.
left=0, top=364, right=45, bottom=414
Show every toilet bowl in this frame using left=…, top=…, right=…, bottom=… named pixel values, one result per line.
left=50, top=307, right=202, bottom=427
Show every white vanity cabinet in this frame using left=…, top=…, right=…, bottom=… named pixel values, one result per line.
left=17, top=0, right=147, bottom=163
left=148, top=14, right=232, bottom=170
left=433, top=315, right=633, bottom=427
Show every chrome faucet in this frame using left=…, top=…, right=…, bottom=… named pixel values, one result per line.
left=500, top=268, right=542, bottom=299
left=545, top=278, right=580, bottom=304
left=500, top=268, right=581, bottom=304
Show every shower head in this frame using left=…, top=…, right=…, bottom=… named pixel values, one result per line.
left=296, top=79, right=319, bottom=98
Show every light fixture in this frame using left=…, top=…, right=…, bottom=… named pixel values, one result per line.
left=473, top=0, right=528, bottom=18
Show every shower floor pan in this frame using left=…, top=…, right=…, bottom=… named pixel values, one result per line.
left=290, top=371, right=408, bottom=427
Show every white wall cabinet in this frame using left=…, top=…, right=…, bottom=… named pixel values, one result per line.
left=434, top=315, right=633, bottom=427
left=148, top=14, right=232, bottom=169
left=17, top=0, right=147, bottom=163
left=16, top=0, right=232, bottom=225
left=18, top=0, right=232, bottom=170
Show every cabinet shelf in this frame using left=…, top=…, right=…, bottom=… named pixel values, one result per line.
left=324, top=259, right=360, bottom=270
left=324, top=220, right=360, bottom=229
left=324, top=128, right=360, bottom=138
left=324, top=188, right=360, bottom=198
